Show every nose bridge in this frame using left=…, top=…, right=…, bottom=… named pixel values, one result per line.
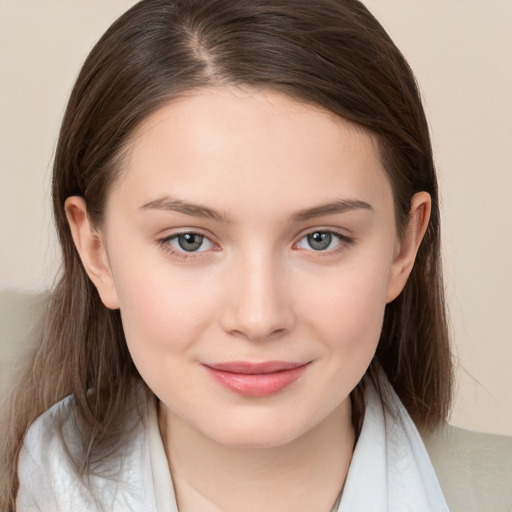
left=222, top=248, right=294, bottom=341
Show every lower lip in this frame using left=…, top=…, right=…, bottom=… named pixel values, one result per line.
left=204, top=363, right=310, bottom=397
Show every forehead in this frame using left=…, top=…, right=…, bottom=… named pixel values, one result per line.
left=109, top=86, right=392, bottom=219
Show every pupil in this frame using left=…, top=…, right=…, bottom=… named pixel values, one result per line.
left=178, top=233, right=203, bottom=251
left=308, top=232, right=331, bottom=250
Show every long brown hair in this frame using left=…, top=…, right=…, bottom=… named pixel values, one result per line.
left=0, top=0, right=452, bottom=508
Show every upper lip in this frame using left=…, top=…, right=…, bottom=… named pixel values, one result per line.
left=204, top=361, right=309, bottom=374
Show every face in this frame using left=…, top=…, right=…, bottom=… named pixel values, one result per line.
left=69, top=87, right=427, bottom=448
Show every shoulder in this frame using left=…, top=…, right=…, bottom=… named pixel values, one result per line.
left=21, top=395, right=82, bottom=462
left=17, top=396, right=93, bottom=510
left=17, top=389, right=159, bottom=511
left=421, top=423, right=512, bottom=512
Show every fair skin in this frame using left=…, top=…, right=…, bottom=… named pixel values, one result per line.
left=66, top=87, right=430, bottom=512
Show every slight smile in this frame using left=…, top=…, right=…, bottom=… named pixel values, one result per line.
left=203, top=361, right=311, bottom=397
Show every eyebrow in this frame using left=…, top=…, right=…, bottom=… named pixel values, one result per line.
left=139, top=196, right=373, bottom=223
left=139, top=196, right=231, bottom=222
left=291, top=199, right=373, bottom=222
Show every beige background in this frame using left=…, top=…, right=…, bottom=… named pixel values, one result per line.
left=0, top=1, right=511, bottom=435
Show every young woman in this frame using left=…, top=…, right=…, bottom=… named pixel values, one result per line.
left=1, top=0, right=453, bottom=510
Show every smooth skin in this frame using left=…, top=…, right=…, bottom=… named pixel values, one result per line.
left=66, top=87, right=430, bottom=512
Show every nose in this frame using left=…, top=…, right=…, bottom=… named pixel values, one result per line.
left=220, top=253, right=295, bottom=342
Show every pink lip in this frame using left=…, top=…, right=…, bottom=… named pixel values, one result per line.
left=203, top=361, right=310, bottom=397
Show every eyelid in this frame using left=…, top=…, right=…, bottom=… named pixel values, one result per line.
left=157, top=229, right=220, bottom=260
left=156, top=226, right=354, bottom=261
left=293, top=227, right=354, bottom=254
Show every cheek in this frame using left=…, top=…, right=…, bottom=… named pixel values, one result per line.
left=298, top=256, right=391, bottom=361
left=111, top=261, right=218, bottom=367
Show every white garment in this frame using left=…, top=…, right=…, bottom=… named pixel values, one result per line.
left=339, top=378, right=449, bottom=512
left=17, top=376, right=449, bottom=511
left=16, top=387, right=161, bottom=512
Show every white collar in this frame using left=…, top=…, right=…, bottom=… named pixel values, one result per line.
left=338, top=375, right=449, bottom=511
left=148, top=399, right=178, bottom=512
left=147, top=375, right=449, bottom=512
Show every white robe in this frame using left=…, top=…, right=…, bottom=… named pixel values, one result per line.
left=16, top=375, right=449, bottom=511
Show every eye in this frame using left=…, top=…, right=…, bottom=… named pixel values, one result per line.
left=295, top=230, right=348, bottom=252
left=167, top=232, right=215, bottom=253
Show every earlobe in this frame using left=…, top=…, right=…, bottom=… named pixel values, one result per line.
left=386, top=192, right=431, bottom=303
left=65, top=197, right=120, bottom=309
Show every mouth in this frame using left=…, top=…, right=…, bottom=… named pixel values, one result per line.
left=202, top=361, right=311, bottom=397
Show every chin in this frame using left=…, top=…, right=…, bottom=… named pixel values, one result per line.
left=209, top=426, right=304, bottom=450
left=195, top=407, right=325, bottom=450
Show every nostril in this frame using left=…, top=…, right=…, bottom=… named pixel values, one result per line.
left=227, top=326, right=290, bottom=342
left=219, top=270, right=295, bottom=341
left=269, top=328, right=288, bottom=339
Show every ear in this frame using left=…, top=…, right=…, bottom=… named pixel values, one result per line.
left=386, top=192, right=431, bottom=303
left=65, top=196, right=120, bottom=309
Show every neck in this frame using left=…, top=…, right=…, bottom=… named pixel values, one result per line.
left=159, top=400, right=354, bottom=512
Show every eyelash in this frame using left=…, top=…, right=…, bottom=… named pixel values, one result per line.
left=157, top=229, right=354, bottom=261
left=294, top=230, right=354, bottom=256
left=157, top=231, right=217, bottom=261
